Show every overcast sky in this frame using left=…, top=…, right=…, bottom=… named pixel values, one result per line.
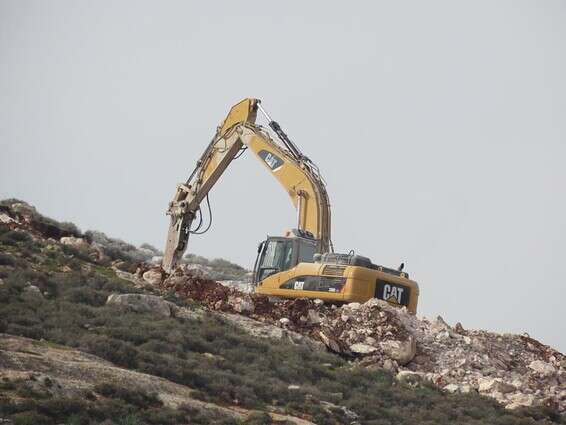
left=1, top=1, right=565, bottom=352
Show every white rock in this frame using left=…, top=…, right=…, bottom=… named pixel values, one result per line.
left=279, top=318, right=291, bottom=326
left=171, top=305, right=202, bottom=320
left=60, top=236, right=89, bottom=250
left=379, top=335, right=416, bottom=366
left=350, top=343, right=378, bottom=354
left=478, top=378, right=515, bottom=394
left=382, top=359, right=397, bottom=373
left=319, top=332, right=341, bottom=353
left=227, top=295, right=255, bottom=313
left=346, top=302, right=361, bottom=310
left=22, top=285, right=44, bottom=301
left=507, top=393, right=535, bottom=408
left=396, top=370, right=424, bottom=385
left=307, top=309, right=322, bottom=324
left=444, top=384, right=460, bottom=393
left=0, top=213, right=16, bottom=224
left=431, top=315, right=451, bottom=332
left=528, top=360, right=556, bottom=377
left=142, top=269, right=163, bottom=286
left=106, top=293, right=173, bottom=317
left=364, top=336, right=377, bottom=346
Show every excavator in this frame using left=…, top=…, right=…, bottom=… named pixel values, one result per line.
left=162, top=99, right=419, bottom=313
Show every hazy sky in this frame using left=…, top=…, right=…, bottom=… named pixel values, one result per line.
left=1, top=1, right=565, bottom=352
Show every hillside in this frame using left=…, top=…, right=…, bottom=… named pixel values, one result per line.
left=0, top=199, right=564, bottom=425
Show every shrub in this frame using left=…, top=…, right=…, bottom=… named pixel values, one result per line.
left=0, top=252, right=16, bottom=266
left=94, top=383, right=162, bottom=409
left=63, top=287, right=107, bottom=306
left=0, top=230, right=32, bottom=245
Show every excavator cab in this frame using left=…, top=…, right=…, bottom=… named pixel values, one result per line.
left=253, top=233, right=317, bottom=284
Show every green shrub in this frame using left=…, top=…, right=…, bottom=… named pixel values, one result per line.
left=94, top=383, right=161, bottom=408
left=0, top=230, right=32, bottom=245
left=63, top=287, right=107, bottom=306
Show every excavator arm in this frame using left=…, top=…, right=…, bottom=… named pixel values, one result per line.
left=162, top=98, right=332, bottom=273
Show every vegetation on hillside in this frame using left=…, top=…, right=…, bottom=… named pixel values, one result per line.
left=0, top=220, right=564, bottom=425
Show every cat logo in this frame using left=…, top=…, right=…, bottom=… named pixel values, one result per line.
left=258, top=150, right=284, bottom=171
left=383, top=284, right=404, bottom=304
left=375, top=280, right=409, bottom=306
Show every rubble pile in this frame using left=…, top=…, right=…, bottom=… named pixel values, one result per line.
left=157, top=270, right=566, bottom=413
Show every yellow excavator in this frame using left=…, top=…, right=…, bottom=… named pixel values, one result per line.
left=162, top=99, right=419, bottom=313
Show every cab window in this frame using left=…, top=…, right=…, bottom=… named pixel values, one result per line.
left=258, top=239, right=293, bottom=280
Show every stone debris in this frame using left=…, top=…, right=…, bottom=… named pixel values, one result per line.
left=156, top=269, right=566, bottom=413
left=142, top=269, right=163, bottom=286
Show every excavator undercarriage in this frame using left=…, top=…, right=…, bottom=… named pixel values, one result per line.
left=162, top=99, right=419, bottom=313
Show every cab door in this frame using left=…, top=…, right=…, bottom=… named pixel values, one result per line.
left=254, top=238, right=294, bottom=287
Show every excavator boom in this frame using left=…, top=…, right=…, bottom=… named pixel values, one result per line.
left=162, top=99, right=331, bottom=272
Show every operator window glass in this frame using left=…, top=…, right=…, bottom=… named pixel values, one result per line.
left=259, top=240, right=294, bottom=280
left=297, top=241, right=316, bottom=263
left=261, top=241, right=278, bottom=269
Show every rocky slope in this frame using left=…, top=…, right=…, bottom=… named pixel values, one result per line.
left=0, top=199, right=564, bottom=424
left=0, top=333, right=313, bottom=424
left=154, top=270, right=566, bottom=413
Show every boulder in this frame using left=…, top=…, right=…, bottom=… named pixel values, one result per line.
left=319, top=331, right=342, bottom=353
left=506, top=393, right=535, bottom=409
left=22, top=285, right=43, bottom=301
left=396, top=370, right=425, bottom=386
left=171, top=305, right=202, bottom=320
left=444, top=384, right=460, bottom=394
left=478, top=378, right=515, bottom=394
left=0, top=213, right=16, bottom=224
left=142, top=269, right=163, bottom=286
left=350, top=343, right=378, bottom=354
left=382, top=359, right=397, bottom=373
left=60, top=236, right=89, bottom=250
left=345, top=302, right=361, bottom=310
left=379, top=335, right=416, bottom=365
left=227, top=295, right=255, bottom=313
left=307, top=309, right=322, bottom=324
left=528, top=360, right=556, bottom=377
left=221, top=313, right=324, bottom=351
left=106, top=294, right=173, bottom=317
